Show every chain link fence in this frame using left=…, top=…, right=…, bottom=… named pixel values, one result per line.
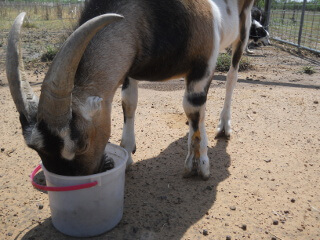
left=264, top=0, right=320, bottom=54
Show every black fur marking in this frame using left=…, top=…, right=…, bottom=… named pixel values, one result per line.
left=249, top=25, right=258, bottom=41
left=251, top=6, right=266, bottom=25
left=226, top=7, right=231, bottom=15
left=79, top=0, right=127, bottom=26
left=78, top=0, right=206, bottom=83
left=187, top=93, right=207, bottom=107
left=128, top=0, right=191, bottom=81
left=121, top=77, right=133, bottom=124
left=256, top=27, right=267, bottom=38
left=187, top=58, right=208, bottom=84
left=232, top=10, right=248, bottom=68
left=98, top=153, right=114, bottom=172
left=132, top=144, right=136, bottom=154
left=122, top=77, right=130, bottom=91
left=70, top=113, right=87, bottom=153
left=35, top=120, right=84, bottom=176
left=232, top=41, right=244, bottom=69
left=36, top=120, right=67, bottom=174
left=37, top=120, right=63, bottom=153
left=188, top=112, right=200, bottom=132
left=122, top=101, right=127, bottom=124
left=215, top=129, right=230, bottom=140
left=249, top=21, right=268, bottom=42
left=19, top=113, right=32, bottom=136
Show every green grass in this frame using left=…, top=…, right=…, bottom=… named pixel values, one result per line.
left=0, top=3, right=80, bottom=30
left=22, top=21, right=38, bottom=29
left=1, top=18, right=76, bottom=31
left=302, top=66, right=316, bottom=75
left=216, top=53, right=253, bottom=72
left=41, top=46, right=58, bottom=62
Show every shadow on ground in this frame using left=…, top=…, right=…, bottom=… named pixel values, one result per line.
left=18, top=136, right=230, bottom=240
left=137, top=74, right=320, bottom=92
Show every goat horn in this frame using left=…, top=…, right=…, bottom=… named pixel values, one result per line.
left=38, top=13, right=123, bottom=129
left=6, top=12, right=39, bottom=123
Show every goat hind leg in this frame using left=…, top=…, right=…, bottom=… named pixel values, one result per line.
left=120, top=77, right=138, bottom=167
left=216, top=65, right=238, bottom=139
left=183, top=77, right=212, bottom=180
left=217, top=9, right=251, bottom=139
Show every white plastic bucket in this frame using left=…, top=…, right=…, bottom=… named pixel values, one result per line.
left=31, top=143, right=128, bottom=237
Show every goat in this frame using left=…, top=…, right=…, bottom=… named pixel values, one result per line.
left=7, top=0, right=254, bottom=180
left=246, top=6, right=270, bottom=54
left=251, top=6, right=264, bottom=23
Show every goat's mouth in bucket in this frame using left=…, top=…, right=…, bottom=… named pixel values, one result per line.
left=96, top=153, right=115, bottom=173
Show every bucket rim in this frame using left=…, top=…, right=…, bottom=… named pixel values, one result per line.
left=41, top=143, right=128, bottom=181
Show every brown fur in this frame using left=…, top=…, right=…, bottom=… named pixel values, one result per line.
left=8, top=0, right=255, bottom=177
left=185, top=0, right=213, bottom=61
left=232, top=0, right=254, bottom=68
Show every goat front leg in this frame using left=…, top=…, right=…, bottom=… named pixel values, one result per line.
left=183, top=75, right=213, bottom=180
left=217, top=10, right=251, bottom=139
left=120, top=77, right=138, bottom=167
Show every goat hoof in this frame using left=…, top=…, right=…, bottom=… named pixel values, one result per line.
left=132, top=145, right=136, bottom=154
left=215, top=129, right=230, bottom=140
left=126, top=155, right=134, bottom=167
left=183, top=169, right=210, bottom=180
left=201, top=173, right=210, bottom=181
left=198, top=158, right=210, bottom=180
left=183, top=169, right=197, bottom=178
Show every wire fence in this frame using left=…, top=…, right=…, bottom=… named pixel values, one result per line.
left=265, top=0, right=320, bottom=54
left=0, top=1, right=85, bottom=66
left=0, top=1, right=83, bottom=22
left=1, top=1, right=320, bottom=54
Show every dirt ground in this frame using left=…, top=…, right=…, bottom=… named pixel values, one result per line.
left=0, top=26, right=320, bottom=240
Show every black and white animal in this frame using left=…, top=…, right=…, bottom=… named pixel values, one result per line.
left=246, top=7, right=270, bottom=53
left=7, top=0, right=254, bottom=180
left=251, top=6, right=264, bottom=23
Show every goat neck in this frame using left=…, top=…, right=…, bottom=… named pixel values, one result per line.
left=38, top=13, right=123, bottom=130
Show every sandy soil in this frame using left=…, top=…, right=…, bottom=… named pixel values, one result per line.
left=0, top=28, right=320, bottom=240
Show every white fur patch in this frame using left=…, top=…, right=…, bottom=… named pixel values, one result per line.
left=252, top=19, right=263, bottom=28
left=209, top=0, right=240, bottom=51
left=25, top=126, right=44, bottom=149
left=120, top=78, right=138, bottom=166
left=59, top=128, right=75, bottom=161
left=79, top=96, right=103, bottom=121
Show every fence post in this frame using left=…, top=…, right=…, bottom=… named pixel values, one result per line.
left=297, top=0, right=307, bottom=48
left=264, top=0, right=272, bottom=30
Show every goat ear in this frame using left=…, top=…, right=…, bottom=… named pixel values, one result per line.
left=80, top=96, right=103, bottom=121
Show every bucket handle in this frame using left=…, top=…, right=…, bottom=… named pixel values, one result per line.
left=31, top=165, right=98, bottom=192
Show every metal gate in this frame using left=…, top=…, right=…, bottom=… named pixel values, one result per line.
left=264, top=0, right=320, bottom=54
